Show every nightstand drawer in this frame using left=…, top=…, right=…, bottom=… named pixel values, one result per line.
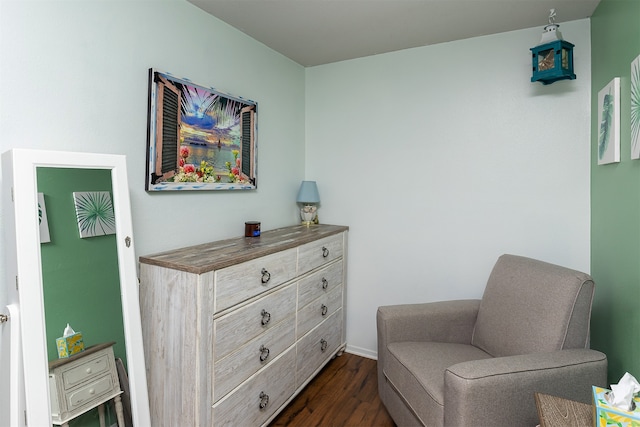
left=297, top=234, right=343, bottom=275
left=298, top=260, right=343, bottom=309
left=67, top=374, right=116, bottom=411
left=214, top=318, right=295, bottom=402
left=214, top=283, right=296, bottom=361
left=62, top=353, right=111, bottom=390
left=297, top=284, right=342, bottom=339
left=296, top=309, right=343, bottom=388
left=212, top=348, right=296, bottom=426
left=214, top=248, right=297, bottom=313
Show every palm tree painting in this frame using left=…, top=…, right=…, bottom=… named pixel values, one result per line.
left=73, top=191, right=116, bottom=238
left=598, top=78, right=620, bottom=165
left=632, top=55, right=640, bottom=159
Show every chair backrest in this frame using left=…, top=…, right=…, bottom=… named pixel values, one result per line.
left=471, top=254, right=594, bottom=357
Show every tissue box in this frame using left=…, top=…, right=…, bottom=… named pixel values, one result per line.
left=56, top=332, right=84, bottom=358
left=593, top=386, right=640, bottom=426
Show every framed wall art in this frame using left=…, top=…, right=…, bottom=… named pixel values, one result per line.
left=73, top=191, right=116, bottom=238
left=597, top=77, right=620, bottom=165
left=38, top=192, right=51, bottom=243
left=145, top=69, right=258, bottom=191
left=632, top=55, right=640, bottom=160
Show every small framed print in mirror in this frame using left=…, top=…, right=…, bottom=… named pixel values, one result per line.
left=145, top=68, right=258, bottom=191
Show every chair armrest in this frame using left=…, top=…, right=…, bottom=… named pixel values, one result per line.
left=444, top=349, right=608, bottom=427
left=376, top=300, right=481, bottom=405
left=377, top=300, right=480, bottom=346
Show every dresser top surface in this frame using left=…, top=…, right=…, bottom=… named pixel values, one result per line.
left=49, top=341, right=115, bottom=370
left=139, top=224, right=348, bottom=274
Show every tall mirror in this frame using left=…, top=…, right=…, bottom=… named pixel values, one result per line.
left=2, top=149, right=150, bottom=426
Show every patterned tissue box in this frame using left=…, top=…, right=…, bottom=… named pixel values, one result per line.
left=56, top=332, right=84, bottom=358
left=593, top=385, right=640, bottom=427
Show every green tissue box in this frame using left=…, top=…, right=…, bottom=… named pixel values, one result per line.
left=56, top=332, right=84, bottom=358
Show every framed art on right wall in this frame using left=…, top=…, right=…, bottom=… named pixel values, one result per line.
left=631, top=55, right=640, bottom=160
left=597, top=77, right=620, bottom=165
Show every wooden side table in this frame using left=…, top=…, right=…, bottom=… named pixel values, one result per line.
left=49, top=342, right=125, bottom=427
left=535, top=392, right=593, bottom=427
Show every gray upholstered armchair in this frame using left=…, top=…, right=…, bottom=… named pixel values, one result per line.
left=377, top=254, right=607, bottom=427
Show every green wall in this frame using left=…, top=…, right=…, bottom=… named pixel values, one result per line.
left=37, top=167, right=126, bottom=427
left=590, top=0, right=640, bottom=383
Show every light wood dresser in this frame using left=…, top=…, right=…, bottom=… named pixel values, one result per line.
left=48, top=342, right=125, bottom=427
left=139, top=224, right=348, bottom=426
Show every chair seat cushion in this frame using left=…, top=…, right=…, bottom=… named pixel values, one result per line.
left=384, top=341, right=492, bottom=425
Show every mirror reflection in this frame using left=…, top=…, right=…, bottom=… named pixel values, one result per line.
left=37, top=167, right=130, bottom=427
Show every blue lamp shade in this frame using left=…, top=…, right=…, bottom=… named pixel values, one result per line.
left=296, top=181, right=320, bottom=204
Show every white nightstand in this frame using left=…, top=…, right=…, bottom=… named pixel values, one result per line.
left=48, top=341, right=125, bottom=427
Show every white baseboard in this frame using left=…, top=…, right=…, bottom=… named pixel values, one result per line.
left=345, top=344, right=377, bottom=360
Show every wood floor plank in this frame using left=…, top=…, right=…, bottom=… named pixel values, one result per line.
left=269, top=353, right=394, bottom=427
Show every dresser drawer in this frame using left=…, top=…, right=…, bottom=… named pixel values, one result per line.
left=214, top=248, right=297, bottom=313
left=298, top=260, right=343, bottom=309
left=212, top=348, right=296, bottom=426
left=214, top=318, right=295, bottom=402
left=297, top=284, right=343, bottom=339
left=61, top=352, right=111, bottom=390
left=214, top=283, right=296, bottom=361
left=66, top=374, right=117, bottom=412
left=296, top=309, right=343, bottom=388
left=297, top=234, right=343, bottom=275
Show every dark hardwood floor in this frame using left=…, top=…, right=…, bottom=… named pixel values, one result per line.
left=269, top=352, right=395, bottom=427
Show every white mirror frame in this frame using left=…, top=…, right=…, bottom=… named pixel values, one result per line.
left=2, top=149, right=150, bottom=426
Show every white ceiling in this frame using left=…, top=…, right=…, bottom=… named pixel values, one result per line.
left=187, top=0, right=601, bottom=67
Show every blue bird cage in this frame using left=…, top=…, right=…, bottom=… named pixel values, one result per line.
left=530, top=9, right=576, bottom=85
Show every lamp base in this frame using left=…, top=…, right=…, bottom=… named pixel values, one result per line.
left=301, top=216, right=319, bottom=227
left=300, top=205, right=318, bottom=226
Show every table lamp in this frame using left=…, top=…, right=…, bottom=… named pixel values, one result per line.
left=296, top=181, right=320, bottom=226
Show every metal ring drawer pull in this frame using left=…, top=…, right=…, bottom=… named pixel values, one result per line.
left=321, top=278, right=328, bottom=290
left=322, top=246, right=329, bottom=258
left=261, top=268, right=271, bottom=284
left=259, top=391, right=270, bottom=409
left=259, top=345, right=270, bottom=362
left=261, top=309, right=271, bottom=326
left=321, top=304, right=328, bottom=316
left=320, top=338, right=328, bottom=352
